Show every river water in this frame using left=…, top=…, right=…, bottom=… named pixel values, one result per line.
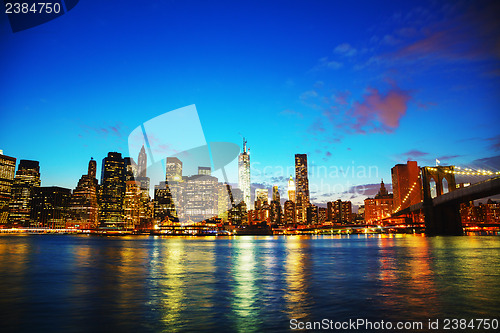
left=0, top=234, right=499, bottom=332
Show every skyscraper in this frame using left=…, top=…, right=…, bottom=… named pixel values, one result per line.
left=137, top=145, right=147, bottom=178
left=270, top=185, right=282, bottom=225
left=198, top=166, right=211, bottom=176
left=31, top=186, right=71, bottom=228
left=99, top=152, right=126, bottom=228
left=166, top=157, right=183, bottom=182
left=272, top=185, right=280, bottom=203
left=255, top=188, right=269, bottom=206
left=287, top=176, right=296, bottom=202
left=295, top=154, right=310, bottom=222
left=68, top=158, right=99, bottom=228
left=238, top=138, right=251, bottom=210
left=182, top=174, right=218, bottom=222
left=0, top=152, right=16, bottom=225
left=9, top=160, right=41, bottom=227
left=123, top=157, right=137, bottom=181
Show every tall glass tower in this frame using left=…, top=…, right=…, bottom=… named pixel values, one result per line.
left=238, top=138, right=251, bottom=210
left=295, top=154, right=310, bottom=222
left=100, top=152, right=126, bottom=228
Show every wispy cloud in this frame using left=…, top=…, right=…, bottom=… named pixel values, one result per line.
left=344, top=183, right=393, bottom=197
left=280, top=109, right=303, bottom=118
left=334, top=43, right=357, bottom=57
left=400, top=149, right=429, bottom=159
left=80, top=122, right=126, bottom=138
left=310, top=57, right=343, bottom=71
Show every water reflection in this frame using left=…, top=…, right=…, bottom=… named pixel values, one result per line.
left=0, top=234, right=498, bottom=332
left=230, top=237, right=259, bottom=332
left=284, top=236, right=311, bottom=321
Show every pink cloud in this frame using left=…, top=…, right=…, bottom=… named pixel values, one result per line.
left=350, top=86, right=412, bottom=133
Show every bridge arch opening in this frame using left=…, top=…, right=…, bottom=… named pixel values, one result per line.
left=430, top=179, right=437, bottom=198
left=442, top=178, right=449, bottom=195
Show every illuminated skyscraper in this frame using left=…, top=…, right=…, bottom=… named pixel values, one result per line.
left=272, top=185, right=280, bottom=203
left=0, top=152, right=16, bottom=224
left=123, top=157, right=137, bottom=181
left=198, top=166, right=211, bottom=176
left=295, top=154, right=310, bottom=222
left=287, top=176, right=296, bottom=202
left=31, top=186, right=71, bottom=228
left=284, top=200, right=296, bottom=224
left=124, top=180, right=144, bottom=229
left=182, top=174, right=218, bottom=222
left=99, top=152, right=126, bottom=228
left=9, top=160, right=41, bottom=227
left=166, top=157, right=183, bottom=182
left=238, top=138, right=251, bottom=210
left=270, top=185, right=282, bottom=225
left=137, top=145, right=147, bottom=178
left=255, top=188, right=268, bottom=206
left=68, top=158, right=99, bottom=228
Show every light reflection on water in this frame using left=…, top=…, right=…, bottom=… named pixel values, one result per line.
left=0, top=234, right=499, bottom=332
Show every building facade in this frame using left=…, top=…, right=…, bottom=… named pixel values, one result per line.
left=295, top=154, right=310, bottom=222
left=68, top=158, right=99, bottom=229
left=364, top=180, right=393, bottom=224
left=0, top=152, right=16, bottom=225
left=99, top=152, right=126, bottom=228
left=31, top=186, right=71, bottom=228
left=9, top=160, right=41, bottom=227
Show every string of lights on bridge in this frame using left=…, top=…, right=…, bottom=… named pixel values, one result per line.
left=425, top=166, right=500, bottom=176
left=393, top=175, right=421, bottom=213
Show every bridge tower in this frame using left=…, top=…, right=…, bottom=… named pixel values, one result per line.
left=421, top=166, right=462, bottom=236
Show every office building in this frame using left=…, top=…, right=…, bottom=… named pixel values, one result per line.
left=364, top=180, right=393, bottom=224
left=68, top=158, right=99, bottom=228
left=31, top=186, right=71, bottom=228
left=99, top=152, right=126, bottom=228
left=287, top=176, right=296, bottom=202
left=9, top=160, right=41, bottom=227
left=284, top=200, right=296, bottom=224
left=295, top=154, right=310, bottom=222
left=0, top=152, right=16, bottom=224
left=327, top=200, right=353, bottom=224
left=198, top=166, right=211, bottom=176
left=166, top=157, right=183, bottom=182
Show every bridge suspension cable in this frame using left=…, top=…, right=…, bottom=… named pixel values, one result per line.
left=444, top=166, right=499, bottom=176
left=393, top=174, right=421, bottom=213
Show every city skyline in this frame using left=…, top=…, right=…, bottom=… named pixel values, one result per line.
left=1, top=0, right=499, bottom=208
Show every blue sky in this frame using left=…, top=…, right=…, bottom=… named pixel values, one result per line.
left=1, top=0, right=499, bottom=207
